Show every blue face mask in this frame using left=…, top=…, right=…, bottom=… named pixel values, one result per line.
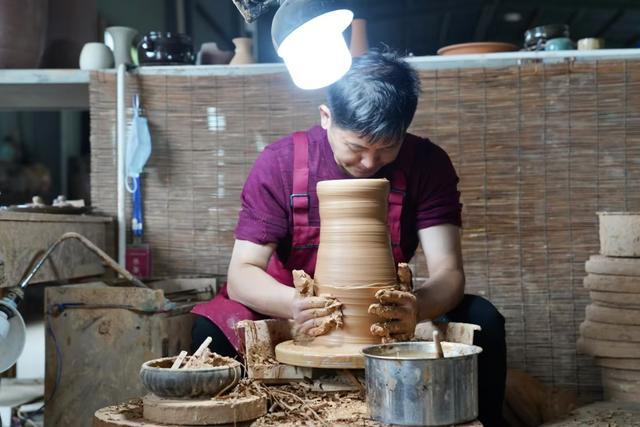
left=126, top=95, right=152, bottom=193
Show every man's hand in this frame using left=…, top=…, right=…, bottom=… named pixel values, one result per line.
left=368, top=263, right=417, bottom=343
left=291, top=270, right=343, bottom=339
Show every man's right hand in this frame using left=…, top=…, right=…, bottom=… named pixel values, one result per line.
left=292, top=270, right=343, bottom=338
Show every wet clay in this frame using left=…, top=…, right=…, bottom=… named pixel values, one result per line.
left=312, top=179, right=397, bottom=347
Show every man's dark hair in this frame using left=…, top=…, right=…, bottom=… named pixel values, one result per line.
left=326, top=50, right=421, bottom=145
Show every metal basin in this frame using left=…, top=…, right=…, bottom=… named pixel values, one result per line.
left=139, top=355, right=241, bottom=398
left=362, top=341, right=482, bottom=426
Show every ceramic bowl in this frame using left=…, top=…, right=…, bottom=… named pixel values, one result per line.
left=139, top=355, right=241, bottom=398
left=545, top=37, right=574, bottom=51
left=437, top=42, right=519, bottom=55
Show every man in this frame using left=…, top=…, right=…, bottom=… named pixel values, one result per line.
left=192, top=50, right=507, bottom=426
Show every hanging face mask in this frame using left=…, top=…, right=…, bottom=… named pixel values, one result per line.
left=125, top=95, right=152, bottom=193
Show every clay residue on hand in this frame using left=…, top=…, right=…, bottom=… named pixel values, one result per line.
left=292, top=269, right=344, bottom=342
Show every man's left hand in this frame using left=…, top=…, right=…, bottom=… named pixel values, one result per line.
left=368, top=287, right=417, bottom=343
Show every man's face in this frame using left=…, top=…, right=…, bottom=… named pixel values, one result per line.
left=320, top=105, right=403, bottom=178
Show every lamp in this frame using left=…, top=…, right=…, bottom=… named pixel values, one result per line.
left=272, top=0, right=353, bottom=89
left=0, top=289, right=26, bottom=373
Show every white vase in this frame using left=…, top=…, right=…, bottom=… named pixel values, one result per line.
left=105, top=26, right=138, bottom=67
left=79, top=42, right=114, bottom=70
left=229, top=37, right=255, bottom=65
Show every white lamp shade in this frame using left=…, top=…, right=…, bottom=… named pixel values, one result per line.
left=277, top=9, right=353, bottom=90
left=0, top=300, right=26, bottom=373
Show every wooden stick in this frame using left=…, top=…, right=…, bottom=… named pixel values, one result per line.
left=433, top=330, right=445, bottom=358
left=171, top=351, right=188, bottom=369
left=183, top=336, right=212, bottom=369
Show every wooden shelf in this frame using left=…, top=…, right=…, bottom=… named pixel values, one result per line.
left=0, top=69, right=90, bottom=111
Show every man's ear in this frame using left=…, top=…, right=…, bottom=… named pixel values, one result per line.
left=319, top=104, right=331, bottom=129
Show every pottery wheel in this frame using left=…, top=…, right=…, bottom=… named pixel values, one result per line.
left=142, top=393, right=267, bottom=425
left=275, top=340, right=370, bottom=369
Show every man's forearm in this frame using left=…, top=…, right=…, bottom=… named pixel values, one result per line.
left=414, top=269, right=465, bottom=321
left=227, top=263, right=296, bottom=319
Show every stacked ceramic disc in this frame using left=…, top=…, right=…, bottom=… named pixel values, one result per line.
left=578, top=212, right=640, bottom=402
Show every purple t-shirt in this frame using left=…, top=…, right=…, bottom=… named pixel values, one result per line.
left=235, top=125, right=462, bottom=262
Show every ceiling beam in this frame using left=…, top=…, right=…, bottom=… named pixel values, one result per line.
left=438, top=12, right=452, bottom=47
left=474, top=0, right=500, bottom=41
left=595, top=8, right=624, bottom=37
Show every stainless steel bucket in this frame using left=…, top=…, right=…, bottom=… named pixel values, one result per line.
left=362, top=341, right=482, bottom=426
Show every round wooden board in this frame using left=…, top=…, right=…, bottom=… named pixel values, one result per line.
left=580, top=320, right=640, bottom=342
left=589, top=291, right=640, bottom=308
left=596, top=357, right=640, bottom=371
left=584, top=273, right=640, bottom=293
left=585, top=255, right=640, bottom=277
left=577, top=337, right=640, bottom=358
left=143, top=393, right=267, bottom=425
left=585, top=304, right=640, bottom=326
left=275, top=340, right=368, bottom=369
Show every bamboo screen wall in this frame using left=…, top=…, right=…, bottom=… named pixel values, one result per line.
left=90, top=59, right=640, bottom=401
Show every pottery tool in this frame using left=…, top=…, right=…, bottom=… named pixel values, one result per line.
left=183, top=336, right=212, bottom=369
left=171, top=351, right=188, bottom=369
left=433, top=330, right=445, bottom=358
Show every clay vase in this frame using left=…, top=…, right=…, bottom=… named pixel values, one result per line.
left=0, top=0, right=48, bottom=68
left=79, top=42, right=114, bottom=70
left=312, top=179, right=397, bottom=347
left=196, top=42, right=234, bottom=65
left=229, top=37, right=255, bottom=65
left=105, top=26, right=138, bottom=67
left=349, top=18, right=369, bottom=57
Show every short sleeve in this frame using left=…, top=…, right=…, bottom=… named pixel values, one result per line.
left=415, top=143, right=462, bottom=230
left=235, top=143, right=290, bottom=244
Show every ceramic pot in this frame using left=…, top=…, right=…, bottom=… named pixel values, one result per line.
left=350, top=19, right=369, bottom=57
left=137, top=32, right=194, bottom=66
left=105, top=26, right=138, bottom=67
left=196, top=42, right=234, bottom=65
left=79, top=42, right=114, bottom=70
left=0, top=0, right=48, bottom=68
left=545, top=37, right=574, bottom=51
left=578, top=38, right=604, bottom=50
left=313, top=179, right=397, bottom=346
left=229, top=37, right=255, bottom=65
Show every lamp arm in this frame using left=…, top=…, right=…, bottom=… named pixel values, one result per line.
left=231, top=0, right=284, bottom=23
left=16, top=232, right=148, bottom=292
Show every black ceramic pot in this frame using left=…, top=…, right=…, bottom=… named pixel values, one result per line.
left=137, top=32, right=195, bottom=66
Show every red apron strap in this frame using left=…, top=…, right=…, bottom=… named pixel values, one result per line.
left=387, top=135, right=416, bottom=263
left=388, top=170, right=406, bottom=262
left=291, top=132, right=310, bottom=228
